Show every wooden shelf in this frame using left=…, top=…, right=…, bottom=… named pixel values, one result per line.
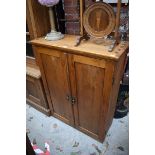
left=26, top=32, right=30, bottom=35
left=26, top=0, right=51, bottom=116
left=26, top=40, right=31, bottom=44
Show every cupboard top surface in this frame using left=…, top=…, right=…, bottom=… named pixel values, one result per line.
left=31, top=35, right=128, bottom=61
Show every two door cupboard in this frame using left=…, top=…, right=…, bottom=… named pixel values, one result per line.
left=31, top=35, right=128, bottom=142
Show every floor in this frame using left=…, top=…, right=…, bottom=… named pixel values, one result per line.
left=26, top=104, right=129, bottom=155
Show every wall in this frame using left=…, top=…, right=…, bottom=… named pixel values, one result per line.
left=63, top=0, right=129, bottom=37
left=63, top=0, right=80, bottom=35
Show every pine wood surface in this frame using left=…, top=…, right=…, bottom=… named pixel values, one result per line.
left=30, top=34, right=129, bottom=142
left=26, top=64, right=41, bottom=79
left=31, top=35, right=128, bottom=61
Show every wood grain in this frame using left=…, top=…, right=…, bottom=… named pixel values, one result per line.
left=33, top=46, right=55, bottom=115
left=31, top=35, right=129, bottom=61
left=26, top=65, right=41, bottom=79
left=83, top=2, right=115, bottom=38
left=32, top=36, right=129, bottom=142
left=26, top=74, right=50, bottom=116
left=105, top=51, right=128, bottom=133
left=26, top=0, right=50, bottom=40
left=73, top=55, right=106, bottom=68
left=40, top=52, right=74, bottom=126
left=69, top=54, right=106, bottom=139
left=98, top=60, right=115, bottom=141
left=26, top=0, right=50, bottom=63
left=26, top=0, right=52, bottom=116
left=26, top=56, right=36, bottom=66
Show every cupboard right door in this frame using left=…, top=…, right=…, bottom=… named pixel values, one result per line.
left=68, top=54, right=115, bottom=142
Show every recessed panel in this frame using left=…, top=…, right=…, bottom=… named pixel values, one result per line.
left=75, top=63, right=105, bottom=135
left=40, top=53, right=72, bottom=123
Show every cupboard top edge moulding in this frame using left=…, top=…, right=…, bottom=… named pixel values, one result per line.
left=31, top=35, right=129, bottom=61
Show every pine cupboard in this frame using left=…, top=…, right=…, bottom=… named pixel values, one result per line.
left=31, top=35, right=128, bottom=142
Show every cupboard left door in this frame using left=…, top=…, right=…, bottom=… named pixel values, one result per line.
left=37, top=48, right=75, bottom=126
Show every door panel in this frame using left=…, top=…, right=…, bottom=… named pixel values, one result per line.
left=75, top=63, right=105, bottom=135
left=40, top=51, right=74, bottom=125
left=26, top=77, right=40, bottom=104
left=68, top=54, right=108, bottom=139
left=26, top=74, right=50, bottom=115
left=26, top=78, right=39, bottom=99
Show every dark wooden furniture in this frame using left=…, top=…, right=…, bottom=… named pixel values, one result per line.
left=26, top=58, right=50, bottom=116
left=26, top=0, right=50, bottom=61
left=26, top=0, right=50, bottom=40
left=31, top=35, right=128, bottom=142
left=26, top=0, right=51, bottom=115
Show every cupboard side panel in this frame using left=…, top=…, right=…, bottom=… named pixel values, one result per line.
left=98, top=60, right=115, bottom=142
left=106, top=52, right=127, bottom=132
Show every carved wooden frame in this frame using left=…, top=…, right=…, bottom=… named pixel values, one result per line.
left=79, top=0, right=122, bottom=42
left=83, top=2, right=115, bottom=38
